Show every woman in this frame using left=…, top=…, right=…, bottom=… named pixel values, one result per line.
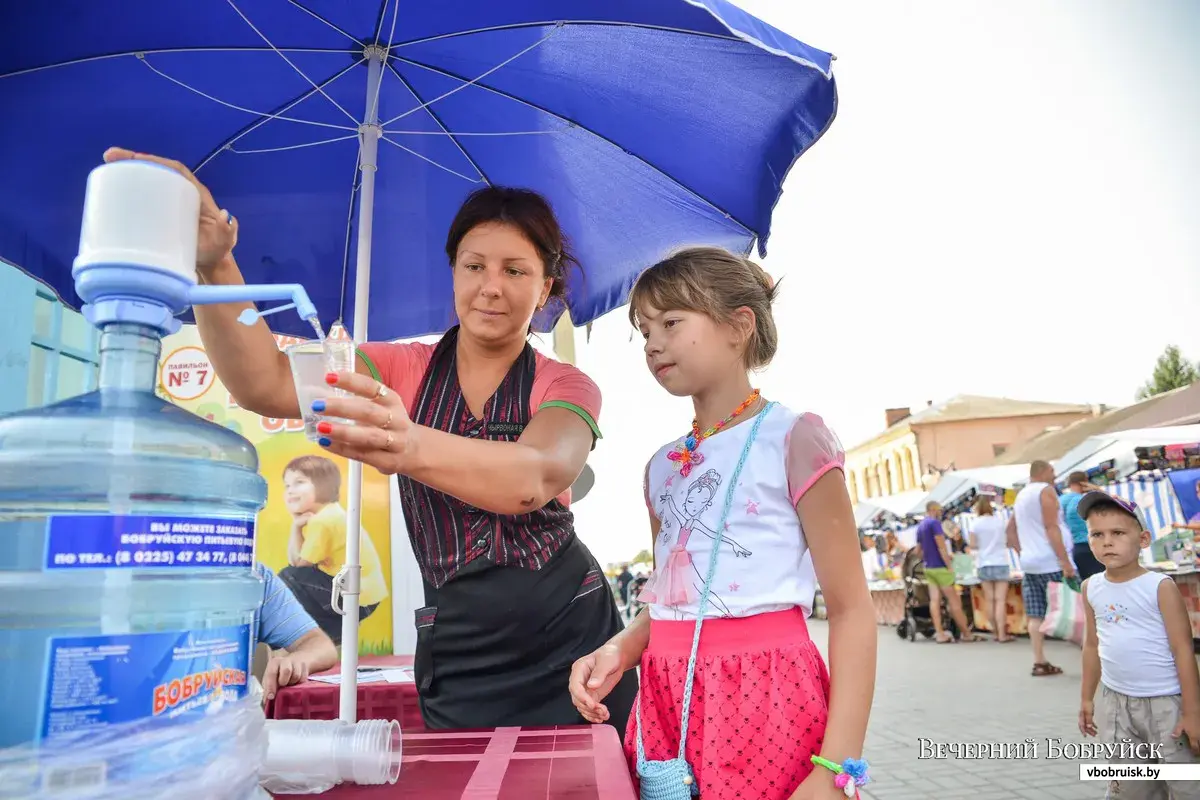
left=102, top=148, right=639, bottom=732
left=969, top=495, right=1013, bottom=643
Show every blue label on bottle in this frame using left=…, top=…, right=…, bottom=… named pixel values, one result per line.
left=44, top=515, right=255, bottom=570
left=40, top=624, right=252, bottom=740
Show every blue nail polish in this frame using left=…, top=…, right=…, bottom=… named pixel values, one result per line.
left=311, top=399, right=326, bottom=413
left=318, top=437, right=331, bottom=447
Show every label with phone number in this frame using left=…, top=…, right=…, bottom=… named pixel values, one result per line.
left=44, top=514, right=255, bottom=570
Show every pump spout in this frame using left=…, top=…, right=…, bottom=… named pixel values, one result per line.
left=187, top=284, right=319, bottom=325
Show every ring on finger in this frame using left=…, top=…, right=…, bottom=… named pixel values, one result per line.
left=384, top=432, right=394, bottom=451
left=375, top=382, right=389, bottom=400
left=382, top=410, right=393, bottom=430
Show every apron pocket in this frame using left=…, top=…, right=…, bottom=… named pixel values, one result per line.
left=414, top=605, right=437, bottom=694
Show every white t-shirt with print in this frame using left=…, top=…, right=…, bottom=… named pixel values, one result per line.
left=642, top=404, right=844, bottom=621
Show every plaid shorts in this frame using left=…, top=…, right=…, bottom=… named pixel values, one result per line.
left=1021, top=570, right=1063, bottom=619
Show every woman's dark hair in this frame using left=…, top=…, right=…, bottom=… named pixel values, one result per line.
left=445, top=187, right=578, bottom=299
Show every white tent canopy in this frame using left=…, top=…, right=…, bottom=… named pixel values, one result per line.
left=918, top=464, right=1031, bottom=513
left=1053, top=424, right=1200, bottom=480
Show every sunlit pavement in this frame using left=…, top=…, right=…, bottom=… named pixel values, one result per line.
left=808, top=619, right=1100, bottom=800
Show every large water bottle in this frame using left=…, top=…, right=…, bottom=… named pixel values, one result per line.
left=0, top=160, right=320, bottom=787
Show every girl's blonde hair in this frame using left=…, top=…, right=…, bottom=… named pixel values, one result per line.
left=974, top=495, right=994, bottom=515
left=628, top=246, right=779, bottom=369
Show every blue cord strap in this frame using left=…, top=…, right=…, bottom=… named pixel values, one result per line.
left=635, top=404, right=775, bottom=797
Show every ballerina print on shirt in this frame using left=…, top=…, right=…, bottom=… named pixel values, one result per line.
left=642, top=468, right=750, bottom=619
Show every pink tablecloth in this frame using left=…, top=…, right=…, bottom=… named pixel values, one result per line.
left=314, top=725, right=637, bottom=800
left=268, top=655, right=423, bottom=731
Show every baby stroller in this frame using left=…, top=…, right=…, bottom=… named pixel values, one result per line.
left=895, top=547, right=960, bottom=642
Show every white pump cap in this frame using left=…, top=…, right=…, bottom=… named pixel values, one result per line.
left=75, top=160, right=201, bottom=284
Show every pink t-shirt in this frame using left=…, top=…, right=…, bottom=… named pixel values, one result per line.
left=357, top=341, right=601, bottom=508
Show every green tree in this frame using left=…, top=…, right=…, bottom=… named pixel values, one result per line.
left=631, top=549, right=652, bottom=565
left=1137, top=345, right=1199, bottom=400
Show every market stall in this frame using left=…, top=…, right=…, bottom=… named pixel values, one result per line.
left=1113, top=442, right=1200, bottom=638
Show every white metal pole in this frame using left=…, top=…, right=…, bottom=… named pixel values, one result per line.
left=338, top=44, right=385, bottom=724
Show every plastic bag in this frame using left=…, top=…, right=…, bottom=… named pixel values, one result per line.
left=0, top=696, right=266, bottom=799
left=1040, top=579, right=1086, bottom=646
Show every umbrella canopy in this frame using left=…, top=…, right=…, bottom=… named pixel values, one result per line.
left=0, top=0, right=836, bottom=340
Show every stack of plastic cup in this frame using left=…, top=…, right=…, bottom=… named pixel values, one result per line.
left=260, top=719, right=402, bottom=795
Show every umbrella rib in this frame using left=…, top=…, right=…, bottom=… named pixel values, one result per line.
left=225, top=0, right=362, bottom=126
left=380, top=26, right=561, bottom=128
left=367, top=0, right=402, bottom=124
left=0, top=47, right=357, bottom=80
left=378, top=136, right=482, bottom=184
left=372, top=0, right=392, bottom=45
left=385, top=62, right=492, bottom=186
left=388, top=20, right=741, bottom=50
left=287, top=0, right=364, bottom=46
left=337, top=153, right=362, bottom=325
left=226, top=134, right=359, bottom=154
left=191, top=59, right=365, bottom=173
left=138, top=55, right=358, bottom=133
left=390, top=54, right=755, bottom=237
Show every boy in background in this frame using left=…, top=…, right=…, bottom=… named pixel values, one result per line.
left=1079, top=492, right=1200, bottom=799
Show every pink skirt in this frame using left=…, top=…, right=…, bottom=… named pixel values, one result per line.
left=623, top=608, right=830, bottom=800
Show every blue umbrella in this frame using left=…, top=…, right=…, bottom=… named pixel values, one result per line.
left=0, top=0, right=836, bottom=342
left=0, top=1, right=836, bottom=724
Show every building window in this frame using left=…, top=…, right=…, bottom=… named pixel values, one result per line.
left=992, top=443, right=1009, bottom=457
left=28, top=289, right=100, bottom=407
left=0, top=263, right=100, bottom=414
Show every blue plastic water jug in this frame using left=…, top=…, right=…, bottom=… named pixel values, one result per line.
left=0, top=159, right=320, bottom=755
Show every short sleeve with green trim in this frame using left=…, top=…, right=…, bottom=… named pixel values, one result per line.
left=530, top=352, right=602, bottom=443
left=355, top=341, right=435, bottom=411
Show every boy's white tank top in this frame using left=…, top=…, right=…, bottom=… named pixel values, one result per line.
left=645, top=404, right=816, bottom=621
left=1087, top=571, right=1180, bottom=697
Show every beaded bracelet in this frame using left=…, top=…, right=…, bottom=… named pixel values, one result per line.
left=811, top=755, right=871, bottom=797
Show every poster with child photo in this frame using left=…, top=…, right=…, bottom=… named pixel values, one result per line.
left=157, top=323, right=393, bottom=655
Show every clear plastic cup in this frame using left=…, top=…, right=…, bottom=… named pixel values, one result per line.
left=284, top=340, right=355, bottom=441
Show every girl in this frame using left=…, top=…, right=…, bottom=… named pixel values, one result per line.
left=277, top=455, right=388, bottom=645
left=569, top=247, right=877, bottom=800
left=969, top=495, right=1013, bottom=643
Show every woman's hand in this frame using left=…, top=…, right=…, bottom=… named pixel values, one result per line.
left=102, top=148, right=237, bottom=276
left=568, top=642, right=626, bottom=724
left=313, top=371, right=417, bottom=475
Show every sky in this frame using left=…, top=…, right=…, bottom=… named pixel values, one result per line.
left=567, top=0, right=1200, bottom=566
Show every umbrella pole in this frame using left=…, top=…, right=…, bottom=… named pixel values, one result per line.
left=338, top=44, right=386, bottom=724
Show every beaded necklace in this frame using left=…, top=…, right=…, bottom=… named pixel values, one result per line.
left=666, top=389, right=761, bottom=477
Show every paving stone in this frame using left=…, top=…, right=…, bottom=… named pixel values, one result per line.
left=808, top=619, right=1098, bottom=797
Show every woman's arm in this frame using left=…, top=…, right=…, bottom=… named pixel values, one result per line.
left=405, top=407, right=593, bottom=515
left=317, top=369, right=598, bottom=517
left=798, top=469, right=876, bottom=769
left=193, top=255, right=299, bottom=418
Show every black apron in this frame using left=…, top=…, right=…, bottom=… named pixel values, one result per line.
left=397, top=329, right=637, bottom=732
